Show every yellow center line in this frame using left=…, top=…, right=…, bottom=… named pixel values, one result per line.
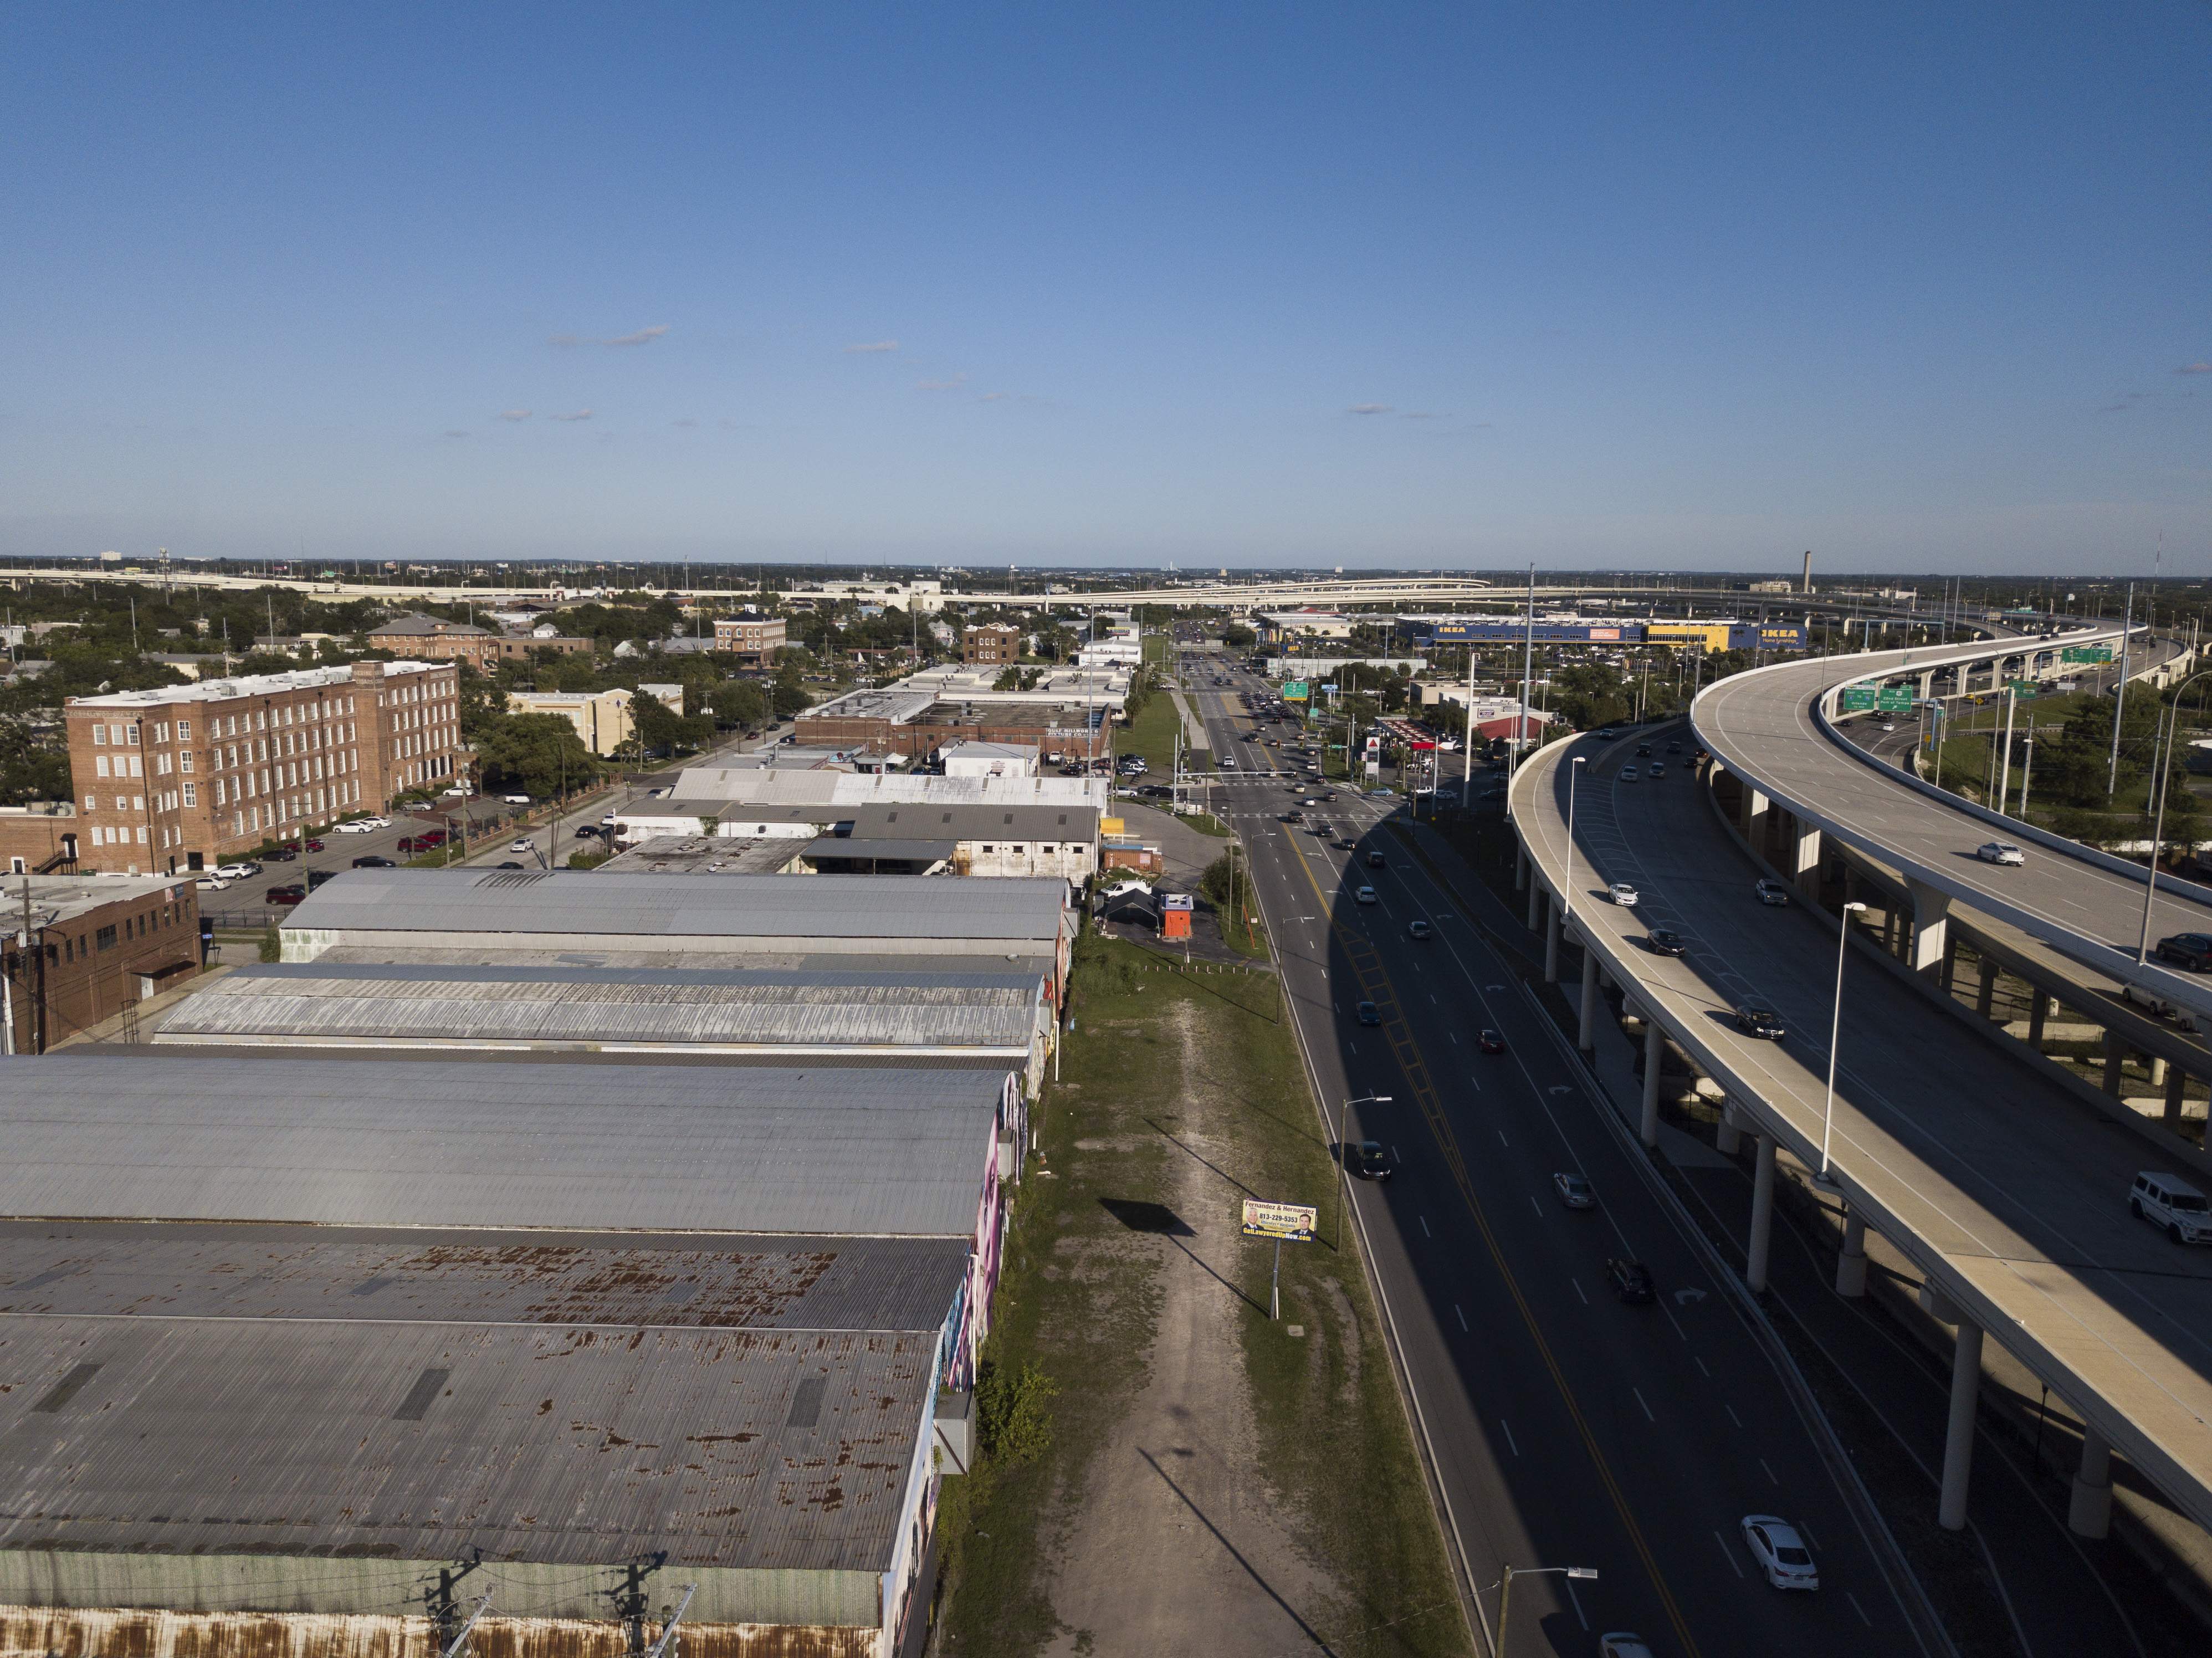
left=1282, top=831, right=1703, bottom=1658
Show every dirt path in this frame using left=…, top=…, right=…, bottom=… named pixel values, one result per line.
left=1044, top=1002, right=1343, bottom=1657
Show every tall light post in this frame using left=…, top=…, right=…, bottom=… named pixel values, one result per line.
left=1497, top=1564, right=1597, bottom=1651
left=1562, top=756, right=1588, bottom=932
left=2136, top=669, right=2212, bottom=964
left=1815, top=902, right=1867, bottom=1186
left=1332, top=1093, right=1393, bottom=1251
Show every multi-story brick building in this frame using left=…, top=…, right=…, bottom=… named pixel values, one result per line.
left=368, top=613, right=594, bottom=665
left=0, top=873, right=202, bottom=1052
left=713, top=613, right=787, bottom=664
left=64, top=660, right=462, bottom=874
left=962, top=624, right=1022, bottom=667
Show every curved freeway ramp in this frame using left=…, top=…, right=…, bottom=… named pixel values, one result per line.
left=1691, top=629, right=2212, bottom=1022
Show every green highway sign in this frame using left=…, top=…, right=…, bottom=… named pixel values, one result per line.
left=1876, top=687, right=1914, bottom=712
left=2061, top=646, right=2113, bottom=664
left=1840, top=686, right=1877, bottom=712
left=2004, top=679, right=2042, bottom=698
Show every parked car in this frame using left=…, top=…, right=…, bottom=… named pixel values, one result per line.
left=1345, top=1140, right=1392, bottom=1181
left=1753, top=879, right=1791, bottom=906
left=1355, top=1001, right=1381, bottom=1027
left=264, top=847, right=297, bottom=862
left=1737, top=1006, right=1787, bottom=1041
left=1477, top=1028, right=1507, bottom=1054
left=214, top=862, right=260, bottom=880
left=352, top=854, right=397, bottom=868
left=301, top=838, right=325, bottom=853
left=1609, top=882, right=1638, bottom=907
left=1605, top=1257, right=1655, bottom=1303
left=306, top=869, right=339, bottom=891
left=2131, top=1171, right=2212, bottom=1244
left=1553, top=1172, right=1595, bottom=1210
left=494, top=861, right=527, bottom=870
left=2155, top=933, right=2212, bottom=972
left=193, top=875, right=229, bottom=892
left=1646, top=927, right=1687, bottom=955
left=333, top=819, right=375, bottom=834
left=1407, top=919, right=1433, bottom=940
left=265, top=883, right=307, bottom=905
left=1977, top=841, right=2025, bottom=866
left=503, top=794, right=532, bottom=805
left=1740, top=1516, right=1819, bottom=1590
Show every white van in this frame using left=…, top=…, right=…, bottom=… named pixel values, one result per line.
left=2131, top=1171, right=2212, bottom=1244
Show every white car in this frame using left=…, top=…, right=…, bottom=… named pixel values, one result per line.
left=1599, top=1636, right=1655, bottom=1658
left=193, top=875, right=229, bottom=892
left=332, top=818, right=375, bottom=834
left=440, top=785, right=469, bottom=799
left=214, top=862, right=259, bottom=881
left=503, top=794, right=532, bottom=806
left=1740, top=1515, right=1819, bottom=1590
left=1609, top=882, right=1639, bottom=907
left=1355, top=886, right=1378, bottom=905
left=1753, top=879, right=1791, bottom=907
left=509, top=838, right=534, bottom=854
left=359, top=816, right=391, bottom=830
left=1221, top=758, right=1237, bottom=769
left=1620, top=765, right=1639, bottom=781
left=1977, top=841, right=2025, bottom=866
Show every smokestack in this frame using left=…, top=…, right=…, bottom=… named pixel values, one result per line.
left=1801, top=550, right=1812, bottom=594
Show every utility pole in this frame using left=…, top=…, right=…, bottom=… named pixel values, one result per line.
left=2109, top=581, right=2134, bottom=797
left=1513, top=562, right=1535, bottom=814
left=1997, top=686, right=2016, bottom=813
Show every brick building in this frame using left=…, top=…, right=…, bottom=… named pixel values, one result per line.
left=64, top=661, right=462, bottom=874
left=0, top=805, right=81, bottom=875
left=0, top=873, right=201, bottom=1052
left=713, top=613, right=788, bottom=664
left=367, top=613, right=593, bottom=664
left=963, top=624, right=1022, bottom=667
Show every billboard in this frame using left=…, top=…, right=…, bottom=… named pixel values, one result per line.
left=1240, top=1199, right=1318, bottom=1242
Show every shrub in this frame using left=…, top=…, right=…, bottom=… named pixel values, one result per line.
left=975, top=1358, right=1057, bottom=1468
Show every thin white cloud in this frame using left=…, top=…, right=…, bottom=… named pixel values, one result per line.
left=1348, top=403, right=1393, bottom=415
left=549, top=326, right=669, bottom=348
left=498, top=409, right=532, bottom=422
left=979, top=391, right=1009, bottom=402
left=916, top=373, right=969, bottom=391
left=844, top=340, right=900, bottom=354
left=2179, top=362, right=2212, bottom=375
left=549, top=409, right=594, bottom=422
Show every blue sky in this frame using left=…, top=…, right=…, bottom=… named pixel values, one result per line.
left=3, top=4, right=2205, bottom=573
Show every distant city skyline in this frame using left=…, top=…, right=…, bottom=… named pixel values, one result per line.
left=2, top=6, right=2205, bottom=574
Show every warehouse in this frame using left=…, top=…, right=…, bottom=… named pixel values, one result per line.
left=279, top=869, right=1076, bottom=987
left=606, top=798, right=1101, bottom=882
left=0, top=1214, right=968, bottom=1655
left=153, top=958, right=1059, bottom=1094
left=0, top=1054, right=1022, bottom=1383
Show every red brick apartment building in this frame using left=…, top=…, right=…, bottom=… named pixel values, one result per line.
left=367, top=613, right=592, bottom=664
left=962, top=624, right=1021, bottom=667
left=64, top=660, right=462, bottom=874
left=713, top=613, right=788, bottom=664
left=0, top=873, right=201, bottom=1051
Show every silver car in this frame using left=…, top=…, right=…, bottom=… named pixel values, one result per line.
left=1609, top=882, right=1640, bottom=907
left=1977, top=841, right=2025, bottom=866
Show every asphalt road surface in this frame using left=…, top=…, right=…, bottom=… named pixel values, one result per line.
left=1183, top=654, right=1936, bottom=1658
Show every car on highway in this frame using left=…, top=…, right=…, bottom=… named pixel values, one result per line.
left=1355, top=886, right=1378, bottom=905
left=2121, top=982, right=2200, bottom=1031
left=352, top=854, right=397, bottom=868
left=1599, top=1636, right=1656, bottom=1658
left=265, top=883, right=307, bottom=905
left=1635, top=744, right=1652, bottom=757
left=1620, top=765, right=1639, bottom=781
left=1309, top=822, right=1332, bottom=837
left=193, top=874, right=229, bottom=892
left=214, top=862, right=260, bottom=880
left=1736, top=1006, right=1787, bottom=1040
left=1665, top=741, right=1681, bottom=753
left=1477, top=1028, right=1506, bottom=1053
left=575, top=824, right=608, bottom=839
left=1740, top=1516, right=1819, bottom=1590
left=2130, top=1171, right=2212, bottom=1244
left=509, top=838, right=534, bottom=853
left=1553, top=1172, right=1595, bottom=1209
left=1595, top=728, right=1617, bottom=740
left=1977, top=841, right=2025, bottom=866
left=1645, top=927, right=1687, bottom=956
left=1605, top=1257, right=1655, bottom=1303
left=1407, top=919, right=1433, bottom=940
left=1334, top=836, right=1356, bottom=850
left=1281, top=810, right=1303, bottom=824
left=1355, top=1001, right=1381, bottom=1026
left=1753, top=879, right=1791, bottom=906
left=1609, top=882, right=1638, bottom=907
left=1220, top=757, right=1236, bottom=769
left=1880, top=720, right=1898, bottom=733
left=1365, top=851, right=1386, bottom=868
left=1345, top=1140, right=1392, bottom=1181
left=1648, top=762, right=1665, bottom=779
left=2155, top=933, right=2212, bottom=972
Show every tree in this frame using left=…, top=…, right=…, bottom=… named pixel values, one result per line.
left=709, top=679, right=771, bottom=728
left=1222, top=623, right=1257, bottom=651
left=475, top=713, right=601, bottom=799
left=771, top=661, right=811, bottom=716
left=630, top=690, right=690, bottom=757
left=993, top=665, right=1023, bottom=692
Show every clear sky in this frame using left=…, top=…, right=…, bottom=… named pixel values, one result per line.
left=3, top=4, right=2205, bottom=574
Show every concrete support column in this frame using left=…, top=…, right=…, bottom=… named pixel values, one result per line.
left=1747, top=1133, right=1777, bottom=1293
left=2102, top=1032, right=2125, bottom=1097
left=1881, top=906, right=1898, bottom=954
left=1836, top=1210, right=1868, bottom=1297
left=2027, top=989, right=2049, bottom=1049
left=1939, top=1319, right=1985, bottom=1531
left=1514, top=839, right=1528, bottom=893
left=1543, top=893, right=1561, bottom=984
left=1716, top=1101, right=1743, bottom=1157
left=1906, top=879, right=1950, bottom=977
left=1578, top=945, right=1599, bottom=1052
left=1917, top=671, right=1933, bottom=700
left=1740, top=785, right=1769, bottom=850
left=1939, top=933, right=1958, bottom=995
left=2149, top=1055, right=2169, bottom=1089
left=1789, top=819, right=1822, bottom=898
left=1526, top=872, right=1542, bottom=932
left=1640, top=1020, right=1663, bottom=1148
left=2068, top=1425, right=2113, bottom=1539
left=2164, top=1067, right=2189, bottom=1133
left=1975, top=958, right=1998, bottom=1019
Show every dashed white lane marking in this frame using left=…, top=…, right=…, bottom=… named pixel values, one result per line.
left=1572, top=1278, right=1589, bottom=1306
left=1420, top=1215, right=1431, bottom=1239
left=1455, top=1304, right=1468, bottom=1332
left=1634, top=1388, right=1655, bottom=1423
left=1847, top=1592, right=1873, bottom=1627
left=1715, top=1531, right=1745, bottom=1577
left=1501, top=1418, right=1519, bottom=1456
left=1760, top=1456, right=1779, bottom=1486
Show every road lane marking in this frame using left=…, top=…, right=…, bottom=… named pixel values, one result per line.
left=1847, top=1592, right=1873, bottom=1627
left=1694, top=1357, right=1711, bottom=1378
left=1456, top=1304, right=1468, bottom=1332
left=1498, top=1129, right=1509, bottom=1146
left=1714, top=1532, right=1746, bottom=1578
left=1634, top=1388, right=1655, bottom=1423
left=1572, top=1278, right=1589, bottom=1305
left=1725, top=1404, right=1743, bottom=1427
left=1420, top=1215, right=1431, bottom=1239
left=1502, top=1418, right=1519, bottom=1456
left=1760, top=1457, right=1779, bottom=1486
left=1531, top=1195, right=1545, bottom=1218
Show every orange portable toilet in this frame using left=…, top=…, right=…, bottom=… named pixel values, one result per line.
left=1160, top=892, right=1194, bottom=940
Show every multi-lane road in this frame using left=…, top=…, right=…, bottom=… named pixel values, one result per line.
left=1177, top=652, right=1938, bottom=1658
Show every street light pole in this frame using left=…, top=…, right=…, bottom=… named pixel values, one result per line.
left=1817, top=902, right=1867, bottom=1184
left=2136, top=669, right=2212, bottom=964
left=1563, top=756, right=1587, bottom=933
left=1497, top=1564, right=1598, bottom=1652
left=1332, top=1093, right=1393, bottom=1252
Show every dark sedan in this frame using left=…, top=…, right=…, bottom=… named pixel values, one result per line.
left=1477, top=1028, right=1507, bottom=1054
left=1344, top=1140, right=1393, bottom=1181
left=1646, top=928, right=1688, bottom=956
left=265, top=883, right=307, bottom=905
left=1736, top=1006, right=1786, bottom=1041
left=352, top=854, right=396, bottom=868
left=1606, top=1257, right=1656, bottom=1303
left=1355, top=1001, right=1382, bottom=1027
left=2157, top=933, right=2212, bottom=973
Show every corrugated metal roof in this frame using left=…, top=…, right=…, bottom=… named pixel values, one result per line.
left=670, top=769, right=1108, bottom=810
left=284, top=870, right=1067, bottom=941
left=0, top=1314, right=933, bottom=1574
left=841, top=802, right=1097, bottom=839
left=157, top=962, right=1042, bottom=1050
left=0, top=1057, right=1005, bottom=1235
left=314, top=945, right=1056, bottom=975
left=0, top=1220, right=969, bottom=1334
